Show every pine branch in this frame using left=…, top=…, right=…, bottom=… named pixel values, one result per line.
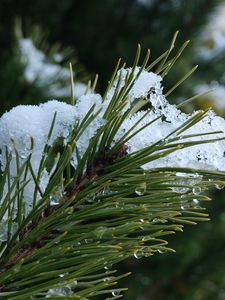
left=0, top=36, right=225, bottom=299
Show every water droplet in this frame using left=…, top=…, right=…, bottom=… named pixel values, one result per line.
left=172, top=187, right=189, bottom=194
left=142, top=236, right=151, bottom=242
left=103, top=277, right=111, bottom=282
left=104, top=276, right=115, bottom=282
left=152, top=218, right=160, bottom=224
left=216, top=184, right=224, bottom=190
left=180, top=200, right=190, bottom=210
left=152, top=218, right=167, bottom=224
left=135, top=182, right=147, bottom=196
left=157, top=248, right=165, bottom=254
left=50, top=197, right=59, bottom=206
left=86, top=193, right=95, bottom=203
left=62, top=287, right=73, bottom=295
left=59, top=273, right=68, bottom=278
left=46, top=287, right=73, bottom=297
left=152, top=218, right=158, bottom=223
left=193, top=199, right=199, bottom=204
left=135, top=189, right=144, bottom=196
left=112, top=290, right=121, bottom=296
left=102, top=187, right=110, bottom=195
left=134, top=249, right=144, bottom=259
left=50, top=186, right=63, bottom=206
left=192, top=186, right=201, bottom=195
left=104, top=263, right=112, bottom=270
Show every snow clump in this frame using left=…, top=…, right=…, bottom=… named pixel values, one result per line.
left=19, top=38, right=87, bottom=99
left=1, top=66, right=225, bottom=239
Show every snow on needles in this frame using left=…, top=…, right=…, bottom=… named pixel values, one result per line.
left=1, top=67, right=225, bottom=237
left=19, top=38, right=70, bottom=86
left=19, top=38, right=87, bottom=99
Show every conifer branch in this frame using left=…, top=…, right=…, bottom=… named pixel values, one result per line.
left=0, top=39, right=225, bottom=299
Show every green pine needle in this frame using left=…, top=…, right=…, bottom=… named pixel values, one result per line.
left=0, top=36, right=224, bottom=299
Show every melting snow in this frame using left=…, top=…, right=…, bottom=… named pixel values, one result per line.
left=1, top=67, right=225, bottom=238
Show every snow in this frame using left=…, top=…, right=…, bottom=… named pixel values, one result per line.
left=106, top=67, right=162, bottom=109
left=0, top=96, right=105, bottom=219
left=19, top=38, right=70, bottom=85
left=19, top=38, right=87, bottom=98
left=195, top=82, right=225, bottom=111
left=196, top=4, right=225, bottom=113
left=74, top=83, right=88, bottom=98
left=119, top=97, right=225, bottom=171
left=0, top=101, right=76, bottom=215
left=1, top=66, right=225, bottom=239
left=198, top=3, right=225, bottom=60
left=48, top=82, right=88, bottom=99
left=106, top=67, right=225, bottom=173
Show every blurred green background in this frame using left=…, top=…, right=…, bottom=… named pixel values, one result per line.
left=1, top=0, right=225, bottom=299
